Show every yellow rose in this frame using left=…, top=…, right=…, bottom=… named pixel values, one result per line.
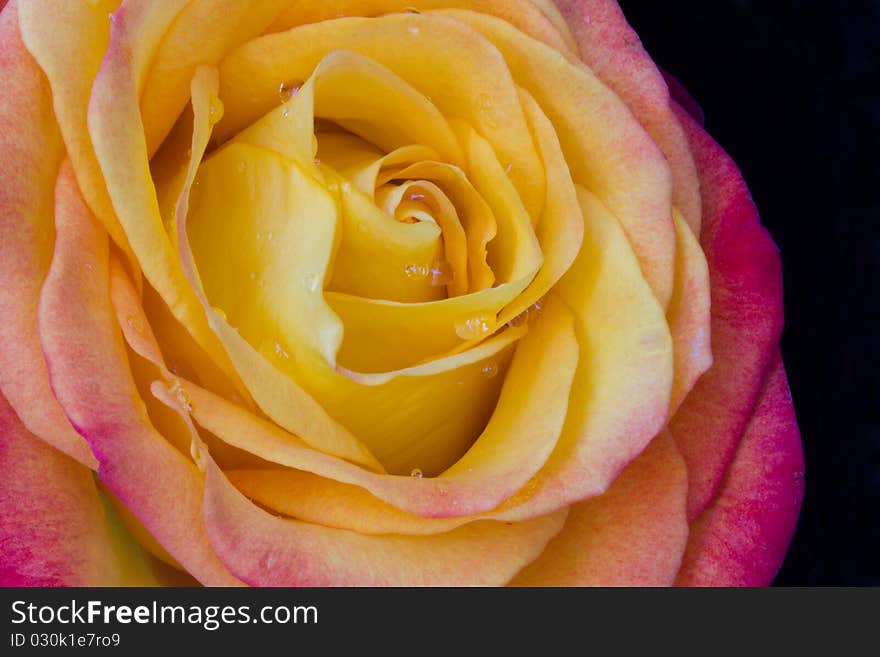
left=0, top=0, right=803, bottom=586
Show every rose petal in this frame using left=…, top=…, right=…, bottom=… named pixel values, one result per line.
left=118, top=281, right=578, bottom=519
left=37, top=160, right=240, bottom=586
left=667, top=211, right=713, bottom=414
left=203, top=456, right=568, bottom=586
left=510, top=430, right=689, bottom=586
left=0, top=5, right=95, bottom=469
left=555, top=0, right=703, bottom=234
left=0, top=390, right=180, bottom=586
left=217, top=13, right=546, bottom=221
left=86, top=0, right=244, bottom=392
left=676, top=351, right=805, bottom=586
left=269, top=0, right=579, bottom=57
left=17, top=0, right=134, bottom=257
left=494, top=186, right=673, bottom=520
left=435, top=8, right=676, bottom=307
left=139, top=0, right=287, bottom=155
left=668, top=103, right=785, bottom=520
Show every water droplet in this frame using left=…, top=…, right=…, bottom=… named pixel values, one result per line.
left=274, top=342, right=290, bottom=360
left=410, top=468, right=423, bottom=478
left=583, top=15, right=592, bottom=25
left=408, top=25, right=420, bottom=36
left=455, top=316, right=493, bottom=340
left=504, top=162, right=513, bottom=175
left=408, top=192, right=426, bottom=202
left=341, top=181, right=351, bottom=193
left=507, top=311, right=528, bottom=328
left=313, top=157, right=322, bottom=166
left=212, top=306, right=228, bottom=322
left=108, top=12, right=114, bottom=23
left=404, top=264, right=430, bottom=279
left=263, top=552, right=278, bottom=570
left=84, top=262, right=94, bottom=271
left=481, top=362, right=499, bottom=378
left=169, top=380, right=193, bottom=413
left=278, top=80, right=302, bottom=104
left=478, top=94, right=499, bottom=128
left=281, top=106, right=290, bottom=118
left=429, top=261, right=453, bottom=287
left=208, top=97, right=223, bottom=120
left=302, top=273, right=320, bottom=292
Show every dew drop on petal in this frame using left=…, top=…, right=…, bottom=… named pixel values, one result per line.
left=478, top=93, right=499, bottom=128
left=408, top=25, right=420, bottom=36
left=281, top=107, right=290, bottom=118
left=455, top=316, right=493, bottom=340
left=302, top=273, right=320, bottom=292
left=169, top=379, right=194, bottom=413
left=410, top=468, right=423, bottom=478
left=278, top=80, right=302, bottom=104
left=481, top=362, right=499, bottom=379
left=211, top=306, right=228, bottom=322
left=274, top=342, right=290, bottom=360
left=408, top=192, right=426, bottom=202
left=429, top=261, right=453, bottom=287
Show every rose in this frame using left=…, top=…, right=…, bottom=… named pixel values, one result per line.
left=0, top=0, right=804, bottom=587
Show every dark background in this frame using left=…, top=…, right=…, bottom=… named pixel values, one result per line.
left=617, top=1, right=879, bottom=585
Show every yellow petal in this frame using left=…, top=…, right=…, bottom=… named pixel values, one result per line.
left=496, top=186, right=673, bottom=520
left=435, top=8, right=677, bottom=307
left=18, top=0, right=133, bottom=259
left=217, top=13, right=545, bottom=220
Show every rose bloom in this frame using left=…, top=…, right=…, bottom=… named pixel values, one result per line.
left=0, top=0, right=804, bottom=587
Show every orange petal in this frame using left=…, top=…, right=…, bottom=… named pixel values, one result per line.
left=0, top=8, right=95, bottom=468
left=203, top=457, right=568, bottom=586
left=17, top=0, right=134, bottom=259
left=511, top=431, right=688, bottom=586
left=555, top=0, right=703, bottom=233
left=37, top=159, right=240, bottom=586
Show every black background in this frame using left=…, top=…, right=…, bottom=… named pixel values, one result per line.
left=618, top=1, right=879, bottom=585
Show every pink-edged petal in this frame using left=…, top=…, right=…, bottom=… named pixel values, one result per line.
left=676, top=351, right=804, bottom=586
left=668, top=103, right=785, bottom=520
left=0, top=4, right=96, bottom=469
left=0, top=390, right=177, bottom=586
left=555, top=0, right=702, bottom=234
left=510, top=430, right=688, bottom=586
left=667, top=211, right=713, bottom=414
left=0, top=390, right=112, bottom=586
left=202, top=457, right=568, bottom=586
left=38, top=162, right=240, bottom=586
